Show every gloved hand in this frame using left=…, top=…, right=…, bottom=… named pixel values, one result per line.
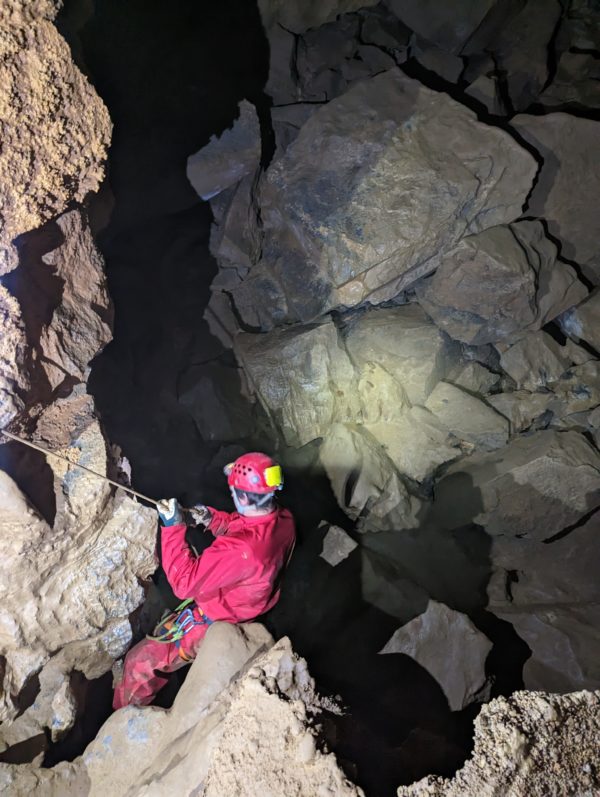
left=157, top=498, right=184, bottom=527
left=187, top=503, right=212, bottom=528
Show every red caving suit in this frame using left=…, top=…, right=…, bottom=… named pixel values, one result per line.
left=113, top=505, right=295, bottom=709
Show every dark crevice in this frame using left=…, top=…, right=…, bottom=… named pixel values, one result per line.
left=542, top=505, right=600, bottom=543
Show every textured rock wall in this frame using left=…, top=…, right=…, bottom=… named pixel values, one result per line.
left=0, top=1, right=156, bottom=755
left=199, top=0, right=600, bottom=707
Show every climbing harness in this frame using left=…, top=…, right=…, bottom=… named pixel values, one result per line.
left=147, top=599, right=213, bottom=661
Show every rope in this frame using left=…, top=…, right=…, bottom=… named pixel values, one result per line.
left=1, top=429, right=159, bottom=506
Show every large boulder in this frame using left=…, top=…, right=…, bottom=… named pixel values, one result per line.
left=497, top=331, right=572, bottom=390
left=229, top=69, right=537, bottom=329
left=380, top=600, right=492, bottom=711
left=416, top=221, right=586, bottom=345
left=434, top=430, right=600, bottom=540
left=235, top=320, right=359, bottom=447
left=511, top=114, right=600, bottom=284
left=0, top=0, right=111, bottom=273
left=186, top=101, right=261, bottom=201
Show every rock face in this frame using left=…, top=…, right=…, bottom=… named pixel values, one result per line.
left=416, top=221, right=587, bottom=345
left=511, top=114, right=600, bottom=283
left=560, top=289, right=600, bottom=353
left=397, top=690, right=600, bottom=797
left=0, top=0, right=111, bottom=273
left=380, top=601, right=492, bottom=711
left=229, top=69, right=537, bottom=329
left=0, top=625, right=363, bottom=797
left=257, top=0, right=378, bottom=34
left=186, top=100, right=261, bottom=200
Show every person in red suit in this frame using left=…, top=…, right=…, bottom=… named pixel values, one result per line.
left=113, top=452, right=295, bottom=709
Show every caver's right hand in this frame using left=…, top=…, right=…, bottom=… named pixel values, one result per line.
left=157, top=498, right=184, bottom=527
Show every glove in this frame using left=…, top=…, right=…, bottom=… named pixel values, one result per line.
left=187, top=504, right=212, bottom=528
left=157, top=498, right=184, bottom=527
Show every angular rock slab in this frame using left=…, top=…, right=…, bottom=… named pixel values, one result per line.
left=497, top=331, right=572, bottom=390
left=560, top=289, right=600, bottom=354
left=320, top=523, right=358, bottom=566
left=434, top=429, right=600, bottom=540
left=511, top=113, right=600, bottom=283
left=380, top=600, right=492, bottom=711
left=235, top=319, right=359, bottom=447
left=230, top=69, right=537, bottom=329
left=187, top=101, right=261, bottom=200
left=417, top=221, right=586, bottom=345
left=0, top=0, right=111, bottom=273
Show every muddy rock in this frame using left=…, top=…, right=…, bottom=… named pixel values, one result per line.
left=186, top=101, right=261, bottom=200
left=230, top=69, right=537, bottom=328
left=398, top=690, right=600, bottom=796
left=511, top=113, right=600, bottom=283
left=434, top=429, right=600, bottom=540
left=380, top=600, right=492, bottom=711
left=0, top=0, right=111, bottom=273
left=417, top=221, right=586, bottom=345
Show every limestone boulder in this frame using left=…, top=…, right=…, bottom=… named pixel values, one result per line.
left=0, top=0, right=111, bottom=273
left=397, top=690, right=600, bottom=797
left=0, top=628, right=363, bottom=797
left=434, top=430, right=600, bottom=540
left=0, top=392, right=156, bottom=728
left=446, top=361, right=500, bottom=396
left=186, top=101, right=261, bottom=200
left=424, top=381, right=509, bottom=452
left=320, top=523, right=358, bottom=566
left=497, top=331, right=572, bottom=390
left=320, top=423, right=421, bottom=533
left=380, top=600, right=492, bottom=711
left=486, top=390, right=556, bottom=433
left=230, top=69, right=537, bottom=329
left=541, top=51, right=600, bottom=111
left=345, top=305, right=462, bottom=408
left=417, top=221, right=586, bottom=345
left=511, top=114, right=600, bottom=283
left=257, top=0, right=377, bottom=34
left=235, top=320, right=359, bottom=447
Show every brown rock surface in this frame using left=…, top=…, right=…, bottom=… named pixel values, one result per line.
left=397, top=690, right=600, bottom=796
left=0, top=0, right=111, bottom=273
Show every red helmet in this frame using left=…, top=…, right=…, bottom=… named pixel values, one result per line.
left=224, top=452, right=283, bottom=494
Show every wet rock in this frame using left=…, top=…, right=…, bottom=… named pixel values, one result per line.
left=384, top=0, right=497, bottom=54
left=380, top=600, right=492, bottom=711
left=320, top=423, right=421, bottom=532
left=320, top=523, right=358, bottom=566
left=424, top=381, right=509, bottom=451
left=434, top=429, right=600, bottom=540
left=416, top=221, right=587, bottom=346
left=345, top=305, right=462, bottom=408
left=397, top=690, right=600, bottom=796
left=186, top=101, right=261, bottom=200
left=39, top=210, right=112, bottom=390
left=235, top=320, right=359, bottom=447
left=511, top=113, right=600, bottom=283
left=0, top=0, right=111, bottom=273
left=230, top=69, right=537, bottom=328
left=497, top=331, right=572, bottom=390
left=559, top=289, right=600, bottom=354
